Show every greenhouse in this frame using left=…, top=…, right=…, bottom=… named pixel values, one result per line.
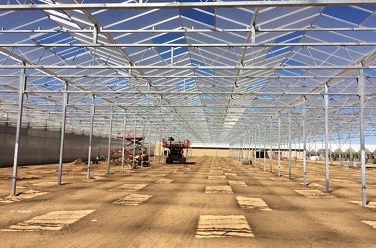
left=0, top=1, right=376, bottom=246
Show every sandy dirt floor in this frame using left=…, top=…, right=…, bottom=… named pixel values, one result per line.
left=1, top=156, right=376, bottom=248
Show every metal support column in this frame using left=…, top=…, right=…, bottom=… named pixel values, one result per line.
left=359, top=68, right=367, bottom=206
left=239, top=140, right=241, bottom=160
left=338, top=133, right=342, bottom=162
left=87, top=95, right=95, bottom=180
left=324, top=82, right=330, bottom=193
left=92, top=24, right=98, bottom=44
left=270, top=121, right=273, bottom=172
left=11, top=63, right=26, bottom=196
left=58, top=82, right=68, bottom=186
left=121, top=114, right=127, bottom=172
left=303, top=97, right=308, bottom=185
left=254, top=130, right=256, bottom=162
left=288, top=109, right=292, bottom=180
left=248, top=131, right=251, bottom=164
left=132, top=118, right=136, bottom=166
left=278, top=118, right=281, bottom=177
left=263, top=126, right=266, bottom=171
left=106, top=106, right=114, bottom=175
left=149, top=122, right=152, bottom=165
left=258, top=127, right=261, bottom=167
left=349, top=132, right=352, bottom=162
left=158, top=133, right=161, bottom=163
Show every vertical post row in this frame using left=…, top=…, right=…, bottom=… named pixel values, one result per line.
left=263, top=126, right=266, bottom=171
left=324, top=82, right=330, bottom=193
left=248, top=131, right=251, bottom=164
left=303, top=97, right=308, bottom=186
left=278, top=117, right=281, bottom=177
left=107, top=106, right=114, bottom=175
left=358, top=68, right=367, bottom=206
left=270, top=121, right=273, bottom=172
left=149, top=122, right=152, bottom=164
left=132, top=118, right=136, bottom=166
left=158, top=132, right=161, bottom=163
left=253, top=130, right=256, bottom=163
left=121, top=114, right=127, bottom=172
left=258, top=127, right=261, bottom=167
left=58, top=82, right=68, bottom=186
left=288, top=109, right=292, bottom=180
left=87, top=95, right=95, bottom=180
left=11, top=62, right=26, bottom=196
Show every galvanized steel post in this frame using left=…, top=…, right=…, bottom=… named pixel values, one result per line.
left=87, top=94, right=95, bottom=180
left=11, top=62, right=26, bottom=196
left=359, top=68, right=367, bottom=206
left=132, top=119, right=136, bottom=166
left=303, top=97, right=308, bottom=185
left=263, top=126, right=266, bottom=171
left=258, top=127, right=261, bottom=167
left=158, top=133, right=161, bottom=163
left=149, top=122, right=152, bottom=165
left=106, top=106, right=113, bottom=175
left=254, top=130, right=256, bottom=161
left=121, top=114, right=127, bottom=172
left=278, top=117, right=281, bottom=177
left=248, top=131, right=251, bottom=164
left=324, top=82, right=330, bottom=193
left=270, top=121, right=273, bottom=172
left=58, top=82, right=68, bottom=186
left=288, top=109, right=292, bottom=180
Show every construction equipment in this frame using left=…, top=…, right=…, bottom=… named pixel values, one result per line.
left=162, top=137, right=190, bottom=164
left=111, top=136, right=150, bottom=167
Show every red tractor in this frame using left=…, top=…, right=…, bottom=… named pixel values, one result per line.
left=162, top=137, right=190, bottom=164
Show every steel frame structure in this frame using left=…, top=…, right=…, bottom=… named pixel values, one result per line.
left=1, top=1, right=376, bottom=205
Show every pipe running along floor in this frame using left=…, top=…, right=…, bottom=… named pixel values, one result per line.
left=0, top=157, right=376, bottom=247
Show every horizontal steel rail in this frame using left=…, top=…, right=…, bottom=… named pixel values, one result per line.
left=1, top=42, right=376, bottom=47
left=1, top=27, right=376, bottom=33
left=9, top=90, right=368, bottom=96
left=0, top=65, right=373, bottom=70
left=0, top=74, right=364, bottom=79
left=1, top=1, right=375, bottom=11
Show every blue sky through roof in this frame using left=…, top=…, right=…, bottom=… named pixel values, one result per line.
left=53, top=47, right=88, bottom=60
left=202, top=94, right=215, bottom=101
left=323, top=6, right=370, bottom=25
left=248, top=107, right=260, bottom=113
left=136, top=98, right=150, bottom=105
left=342, top=108, right=360, bottom=115
left=277, top=58, right=306, bottom=76
left=176, top=78, right=196, bottom=92
left=153, top=33, right=188, bottom=60
left=34, top=32, right=71, bottom=44
left=192, top=59, right=214, bottom=76
left=257, top=95, right=276, bottom=102
left=328, top=88, right=341, bottom=102
left=267, top=32, right=304, bottom=59
left=188, top=98, right=201, bottom=106
left=365, top=70, right=376, bottom=77
left=33, top=33, right=89, bottom=61
left=247, top=79, right=267, bottom=92
left=106, top=78, right=130, bottom=91
left=179, top=0, right=215, bottom=27
left=32, top=77, right=64, bottom=91
left=204, top=107, right=214, bottom=113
